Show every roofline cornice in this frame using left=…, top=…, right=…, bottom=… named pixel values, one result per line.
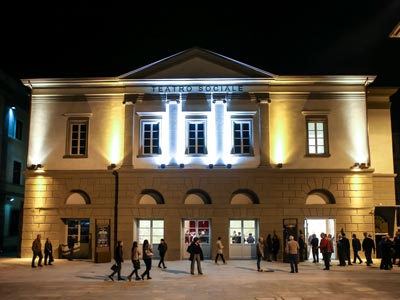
left=22, top=75, right=376, bottom=89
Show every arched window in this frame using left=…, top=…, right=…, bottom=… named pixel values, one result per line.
left=230, top=189, right=259, bottom=204
left=138, top=189, right=164, bottom=204
left=65, top=190, right=90, bottom=205
left=184, top=189, right=211, bottom=204
left=305, top=189, right=335, bottom=204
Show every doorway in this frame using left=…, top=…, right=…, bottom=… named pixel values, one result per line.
left=182, top=220, right=211, bottom=259
left=64, top=219, right=90, bottom=259
left=304, top=218, right=336, bottom=260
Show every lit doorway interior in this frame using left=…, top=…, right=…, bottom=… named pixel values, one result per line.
left=183, top=220, right=211, bottom=259
left=304, top=218, right=336, bottom=260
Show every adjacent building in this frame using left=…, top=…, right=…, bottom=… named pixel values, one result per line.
left=20, top=48, right=397, bottom=261
left=0, top=70, right=31, bottom=255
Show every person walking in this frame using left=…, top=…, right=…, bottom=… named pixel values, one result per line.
left=67, top=235, right=75, bottom=261
left=31, top=234, right=43, bottom=268
left=320, top=232, right=331, bottom=270
left=187, top=237, right=203, bottom=275
left=157, top=238, right=168, bottom=269
left=256, top=237, right=265, bottom=272
left=352, top=233, right=363, bottom=264
left=109, top=240, right=125, bottom=281
left=141, top=239, right=154, bottom=280
left=44, top=237, right=54, bottom=266
left=285, top=235, right=300, bottom=273
left=215, top=236, right=226, bottom=264
left=127, top=241, right=141, bottom=281
left=310, top=234, right=319, bottom=263
left=362, top=232, right=375, bottom=266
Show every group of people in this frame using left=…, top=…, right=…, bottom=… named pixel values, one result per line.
left=108, top=238, right=168, bottom=281
left=378, top=231, right=400, bottom=270
left=34, top=229, right=400, bottom=280
left=31, top=234, right=77, bottom=268
left=31, top=234, right=54, bottom=267
left=308, top=230, right=400, bottom=271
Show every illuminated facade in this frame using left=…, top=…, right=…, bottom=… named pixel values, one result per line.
left=20, top=48, right=397, bottom=261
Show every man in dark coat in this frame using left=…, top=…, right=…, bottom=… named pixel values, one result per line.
left=187, top=237, right=203, bottom=275
left=362, top=232, right=376, bottom=266
left=337, top=234, right=346, bottom=266
left=272, top=234, right=280, bottom=261
left=341, top=233, right=352, bottom=265
left=31, top=234, right=43, bottom=268
left=310, top=234, right=319, bottom=263
left=157, top=238, right=168, bottom=269
left=298, top=234, right=306, bottom=262
left=352, top=233, right=363, bottom=264
left=392, top=230, right=400, bottom=266
left=379, top=235, right=393, bottom=270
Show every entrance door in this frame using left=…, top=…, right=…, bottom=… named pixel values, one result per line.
left=64, top=219, right=90, bottom=259
left=183, top=220, right=211, bottom=259
left=304, top=218, right=336, bottom=260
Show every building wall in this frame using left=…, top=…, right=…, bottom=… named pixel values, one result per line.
left=19, top=51, right=397, bottom=261
left=21, top=168, right=376, bottom=260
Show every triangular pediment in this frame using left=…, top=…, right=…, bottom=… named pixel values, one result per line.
left=119, top=47, right=275, bottom=79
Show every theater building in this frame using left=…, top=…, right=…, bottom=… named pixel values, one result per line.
left=20, top=47, right=397, bottom=261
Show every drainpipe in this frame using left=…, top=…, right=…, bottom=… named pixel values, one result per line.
left=112, top=170, right=119, bottom=246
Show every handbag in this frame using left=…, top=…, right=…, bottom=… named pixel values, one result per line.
left=134, top=260, right=141, bottom=269
left=111, top=264, right=119, bottom=271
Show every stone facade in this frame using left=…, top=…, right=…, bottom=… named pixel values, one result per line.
left=20, top=48, right=396, bottom=261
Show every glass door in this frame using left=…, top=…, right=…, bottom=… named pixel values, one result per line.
left=183, top=220, right=211, bottom=259
left=64, top=219, right=90, bottom=259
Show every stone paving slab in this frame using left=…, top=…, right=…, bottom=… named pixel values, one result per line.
left=0, top=258, right=399, bottom=300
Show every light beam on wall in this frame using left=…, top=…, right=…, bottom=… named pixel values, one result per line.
left=28, top=105, right=52, bottom=164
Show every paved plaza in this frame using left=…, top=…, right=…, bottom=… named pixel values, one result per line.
left=0, top=257, right=399, bottom=300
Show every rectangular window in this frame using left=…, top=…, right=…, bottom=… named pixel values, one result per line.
left=12, top=161, right=22, bottom=185
left=138, top=219, right=164, bottom=245
left=306, top=117, right=329, bottom=156
left=186, top=120, right=207, bottom=154
left=141, top=121, right=160, bottom=155
left=232, top=120, right=252, bottom=154
left=15, top=120, right=23, bottom=140
left=66, top=119, right=88, bottom=157
left=229, top=219, right=257, bottom=244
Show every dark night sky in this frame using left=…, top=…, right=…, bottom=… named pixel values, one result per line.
left=1, top=1, right=400, bottom=87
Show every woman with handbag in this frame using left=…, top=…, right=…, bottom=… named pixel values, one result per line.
left=109, top=240, right=125, bottom=281
left=141, top=239, right=153, bottom=280
left=127, top=241, right=141, bottom=281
